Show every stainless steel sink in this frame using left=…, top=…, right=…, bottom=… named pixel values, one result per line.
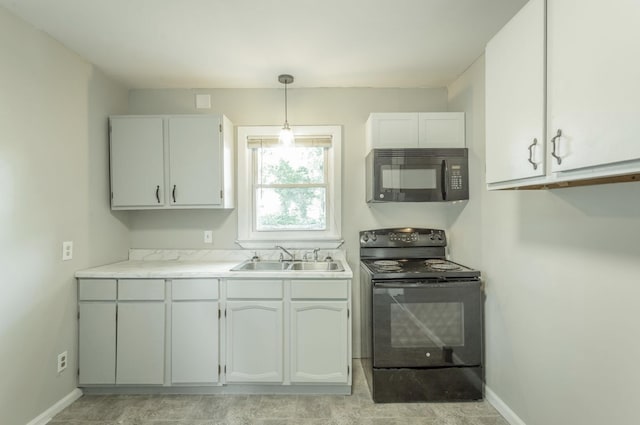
left=288, top=261, right=344, bottom=271
left=231, top=260, right=344, bottom=272
left=230, top=261, right=290, bottom=271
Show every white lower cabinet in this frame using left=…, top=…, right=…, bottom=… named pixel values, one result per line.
left=78, top=302, right=116, bottom=385
left=290, top=301, right=349, bottom=383
left=171, top=279, right=220, bottom=384
left=78, top=276, right=351, bottom=391
left=116, top=302, right=165, bottom=385
left=225, top=300, right=284, bottom=383
left=172, top=301, right=219, bottom=384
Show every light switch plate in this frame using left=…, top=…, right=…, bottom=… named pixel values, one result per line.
left=203, top=231, right=213, bottom=244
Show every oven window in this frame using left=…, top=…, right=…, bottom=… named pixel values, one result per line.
left=390, top=302, right=464, bottom=348
left=381, top=166, right=437, bottom=190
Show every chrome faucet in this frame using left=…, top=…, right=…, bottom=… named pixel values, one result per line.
left=275, top=245, right=295, bottom=261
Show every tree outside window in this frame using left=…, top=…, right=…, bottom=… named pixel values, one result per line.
left=254, top=145, right=327, bottom=231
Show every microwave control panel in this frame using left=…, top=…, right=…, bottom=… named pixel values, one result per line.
left=450, top=165, right=463, bottom=190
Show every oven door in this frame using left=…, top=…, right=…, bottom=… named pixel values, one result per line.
left=372, top=279, right=482, bottom=368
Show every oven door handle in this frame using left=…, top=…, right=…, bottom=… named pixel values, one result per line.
left=374, top=281, right=432, bottom=288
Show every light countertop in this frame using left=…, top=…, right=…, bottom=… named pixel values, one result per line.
left=75, top=249, right=353, bottom=279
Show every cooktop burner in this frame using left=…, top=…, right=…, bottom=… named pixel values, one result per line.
left=359, top=228, right=481, bottom=280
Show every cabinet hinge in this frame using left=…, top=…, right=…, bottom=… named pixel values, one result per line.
left=111, top=192, right=114, bottom=200
left=220, top=190, right=223, bottom=199
left=219, top=124, right=222, bottom=133
left=218, top=309, right=221, bottom=319
left=218, top=365, right=221, bottom=375
left=77, top=368, right=80, bottom=377
left=224, top=309, right=227, bottom=317
left=348, top=365, right=350, bottom=376
left=347, top=309, right=350, bottom=319
left=77, top=311, right=80, bottom=320
left=224, top=365, right=227, bottom=373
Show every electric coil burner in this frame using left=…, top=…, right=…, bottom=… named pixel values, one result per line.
left=359, top=228, right=483, bottom=403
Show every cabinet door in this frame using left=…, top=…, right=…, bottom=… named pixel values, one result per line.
left=78, top=303, right=116, bottom=385
left=116, top=302, right=165, bottom=385
left=485, top=0, right=546, bottom=184
left=290, top=301, right=349, bottom=383
left=547, top=0, right=640, bottom=172
left=110, top=117, right=165, bottom=207
left=418, top=113, right=465, bottom=148
left=168, top=115, right=222, bottom=206
left=367, top=113, right=419, bottom=149
left=225, top=301, right=283, bottom=383
left=171, top=301, right=219, bottom=384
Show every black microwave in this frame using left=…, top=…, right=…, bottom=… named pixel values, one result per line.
left=366, top=148, right=469, bottom=203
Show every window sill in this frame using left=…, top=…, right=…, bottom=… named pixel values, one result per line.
left=235, top=238, right=344, bottom=250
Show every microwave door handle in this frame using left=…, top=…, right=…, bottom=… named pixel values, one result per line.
left=441, top=160, right=447, bottom=201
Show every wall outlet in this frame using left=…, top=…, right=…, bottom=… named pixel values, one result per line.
left=203, top=230, right=213, bottom=244
left=57, top=351, right=67, bottom=373
left=62, top=241, right=73, bottom=261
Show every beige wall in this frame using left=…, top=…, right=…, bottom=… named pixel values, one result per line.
left=0, top=7, right=129, bottom=425
left=448, top=56, right=640, bottom=425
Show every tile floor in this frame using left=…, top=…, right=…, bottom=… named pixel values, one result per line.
left=50, top=362, right=509, bottom=425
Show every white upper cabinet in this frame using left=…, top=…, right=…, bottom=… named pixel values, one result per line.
left=486, top=0, right=640, bottom=189
left=417, top=113, right=466, bottom=149
left=168, top=116, right=222, bottom=206
left=366, top=112, right=465, bottom=151
left=110, top=117, right=165, bottom=207
left=547, top=0, right=640, bottom=173
left=485, top=0, right=545, bottom=184
left=110, top=114, right=234, bottom=209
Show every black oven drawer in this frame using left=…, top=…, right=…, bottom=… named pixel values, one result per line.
left=372, top=280, right=482, bottom=368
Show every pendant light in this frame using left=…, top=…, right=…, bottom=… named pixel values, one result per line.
left=278, top=74, right=295, bottom=145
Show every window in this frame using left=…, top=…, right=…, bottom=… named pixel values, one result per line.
left=237, top=126, right=342, bottom=248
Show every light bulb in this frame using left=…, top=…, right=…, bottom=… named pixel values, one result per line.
left=279, top=123, right=295, bottom=145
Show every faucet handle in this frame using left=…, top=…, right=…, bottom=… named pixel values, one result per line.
left=251, top=251, right=260, bottom=262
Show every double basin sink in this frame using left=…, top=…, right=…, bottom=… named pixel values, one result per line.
left=231, top=260, right=344, bottom=272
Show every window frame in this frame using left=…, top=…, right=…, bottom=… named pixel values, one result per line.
left=236, top=125, right=342, bottom=249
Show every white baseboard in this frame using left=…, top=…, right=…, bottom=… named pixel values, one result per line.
left=26, top=388, right=83, bottom=425
left=485, top=385, right=527, bottom=425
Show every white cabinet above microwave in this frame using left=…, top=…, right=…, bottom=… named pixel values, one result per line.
left=365, top=112, right=465, bottom=151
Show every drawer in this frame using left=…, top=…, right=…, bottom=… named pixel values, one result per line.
left=118, top=279, right=165, bottom=300
left=291, top=280, right=349, bottom=300
left=172, top=279, right=219, bottom=300
left=78, top=279, right=117, bottom=301
left=226, top=279, right=283, bottom=299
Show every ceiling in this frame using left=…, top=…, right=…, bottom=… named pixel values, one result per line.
left=0, top=0, right=527, bottom=89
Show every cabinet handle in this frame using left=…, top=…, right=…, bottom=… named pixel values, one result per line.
left=172, top=185, right=176, bottom=203
left=551, top=129, right=562, bottom=165
left=155, top=185, right=160, bottom=203
left=440, top=160, right=447, bottom=201
left=527, top=138, right=538, bottom=170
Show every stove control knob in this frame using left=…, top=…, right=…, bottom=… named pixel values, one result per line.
left=362, top=233, right=370, bottom=242
left=371, top=233, right=377, bottom=241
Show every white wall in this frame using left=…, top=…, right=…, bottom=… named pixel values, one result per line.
left=0, top=7, right=129, bottom=425
left=128, top=87, right=464, bottom=356
left=448, top=56, right=640, bottom=425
